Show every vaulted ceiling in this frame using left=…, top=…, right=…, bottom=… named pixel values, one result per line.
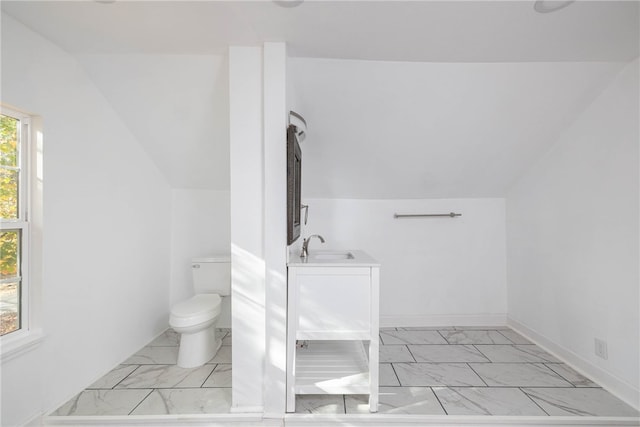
left=2, top=1, right=638, bottom=196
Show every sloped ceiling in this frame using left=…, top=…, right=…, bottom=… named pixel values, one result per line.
left=290, top=59, right=628, bottom=198
left=2, top=1, right=638, bottom=195
left=77, top=54, right=229, bottom=190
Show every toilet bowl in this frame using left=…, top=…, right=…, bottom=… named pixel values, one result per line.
left=170, top=294, right=222, bottom=368
left=170, top=256, right=230, bottom=368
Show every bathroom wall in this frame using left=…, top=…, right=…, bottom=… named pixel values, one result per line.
left=1, top=13, right=172, bottom=425
left=506, top=59, right=639, bottom=408
left=288, top=56, right=627, bottom=330
left=301, top=197, right=507, bottom=326
left=170, top=189, right=231, bottom=327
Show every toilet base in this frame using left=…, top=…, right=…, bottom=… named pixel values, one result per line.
left=176, top=326, right=222, bottom=368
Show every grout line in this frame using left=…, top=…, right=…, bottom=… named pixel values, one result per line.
left=390, top=363, right=402, bottom=386
left=466, top=363, right=489, bottom=387
left=471, top=344, right=492, bottom=363
left=496, top=329, right=517, bottom=344
left=431, top=386, right=449, bottom=415
left=199, top=363, right=218, bottom=388
left=406, top=344, right=416, bottom=362
left=534, top=363, right=574, bottom=386
left=112, top=365, right=141, bottom=389
left=436, top=330, right=450, bottom=344
left=127, top=389, right=155, bottom=416
left=520, top=387, right=551, bottom=416
left=405, top=345, right=418, bottom=362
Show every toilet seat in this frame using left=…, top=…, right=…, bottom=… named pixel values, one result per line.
left=170, top=294, right=221, bottom=328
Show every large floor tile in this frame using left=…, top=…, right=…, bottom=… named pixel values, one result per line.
left=453, top=326, right=510, bottom=330
left=498, top=329, right=531, bottom=344
left=470, top=363, right=572, bottom=387
left=207, top=345, right=232, bottom=363
left=523, top=388, right=640, bottom=417
left=380, top=330, right=447, bottom=345
left=202, top=364, right=232, bottom=387
left=122, top=346, right=178, bottom=365
left=345, top=387, right=446, bottom=415
left=441, top=330, right=512, bottom=345
left=544, top=364, right=599, bottom=387
left=394, top=363, right=486, bottom=386
left=379, top=363, right=400, bottom=386
left=433, top=387, right=547, bottom=416
left=295, top=395, right=345, bottom=414
left=148, top=329, right=180, bottom=346
left=475, top=345, right=560, bottom=363
left=116, top=364, right=215, bottom=389
left=53, top=389, right=152, bottom=416
left=409, top=345, right=489, bottom=363
left=131, top=388, right=232, bottom=415
left=87, top=365, right=138, bottom=389
left=380, top=345, right=415, bottom=362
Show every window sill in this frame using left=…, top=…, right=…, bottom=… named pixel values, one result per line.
left=1, top=329, right=45, bottom=363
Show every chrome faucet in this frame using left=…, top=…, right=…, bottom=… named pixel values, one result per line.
left=300, top=234, right=325, bottom=258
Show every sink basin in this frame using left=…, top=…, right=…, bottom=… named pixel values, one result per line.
left=310, top=251, right=355, bottom=260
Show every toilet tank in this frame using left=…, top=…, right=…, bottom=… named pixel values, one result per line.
left=192, top=256, right=231, bottom=296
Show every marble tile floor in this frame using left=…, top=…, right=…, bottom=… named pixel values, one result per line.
left=52, top=328, right=233, bottom=416
left=295, top=327, right=640, bottom=417
left=51, top=326, right=639, bottom=418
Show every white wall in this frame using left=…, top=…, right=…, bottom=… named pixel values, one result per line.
left=506, top=59, right=639, bottom=408
left=229, top=46, right=266, bottom=412
left=300, top=198, right=507, bottom=327
left=170, top=189, right=231, bottom=327
left=263, top=43, right=288, bottom=415
left=1, top=14, right=171, bottom=425
left=228, top=43, right=289, bottom=414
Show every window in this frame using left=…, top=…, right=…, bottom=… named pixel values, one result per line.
left=1, top=108, right=29, bottom=337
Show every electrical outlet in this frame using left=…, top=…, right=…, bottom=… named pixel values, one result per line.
left=595, top=338, right=608, bottom=360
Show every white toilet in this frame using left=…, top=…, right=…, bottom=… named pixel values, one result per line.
left=170, top=256, right=230, bottom=368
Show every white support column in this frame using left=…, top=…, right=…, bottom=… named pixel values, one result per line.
left=263, top=42, right=288, bottom=417
left=229, top=46, right=265, bottom=413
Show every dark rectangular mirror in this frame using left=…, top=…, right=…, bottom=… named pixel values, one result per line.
left=287, top=124, right=302, bottom=245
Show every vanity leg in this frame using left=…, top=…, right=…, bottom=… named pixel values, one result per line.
left=369, top=267, right=380, bottom=412
left=369, top=337, right=379, bottom=412
left=286, top=268, right=297, bottom=413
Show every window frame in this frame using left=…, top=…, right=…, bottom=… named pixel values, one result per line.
left=0, top=105, right=42, bottom=359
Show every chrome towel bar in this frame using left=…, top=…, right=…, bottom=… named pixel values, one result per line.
left=394, top=212, right=462, bottom=218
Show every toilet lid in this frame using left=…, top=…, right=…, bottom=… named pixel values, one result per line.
left=171, top=294, right=221, bottom=319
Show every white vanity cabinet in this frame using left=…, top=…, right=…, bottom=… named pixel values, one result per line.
left=286, top=250, right=380, bottom=413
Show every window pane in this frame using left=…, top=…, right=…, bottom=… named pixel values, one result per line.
left=0, top=281, right=20, bottom=336
left=0, top=168, right=18, bottom=220
left=1, top=230, right=20, bottom=336
left=0, top=115, right=19, bottom=167
left=1, top=230, right=20, bottom=280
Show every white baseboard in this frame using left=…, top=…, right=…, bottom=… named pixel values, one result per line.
left=285, top=414, right=639, bottom=426
left=43, top=414, right=273, bottom=426
left=507, top=317, right=640, bottom=411
left=380, top=313, right=507, bottom=328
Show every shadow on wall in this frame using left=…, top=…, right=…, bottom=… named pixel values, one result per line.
left=230, top=244, right=267, bottom=409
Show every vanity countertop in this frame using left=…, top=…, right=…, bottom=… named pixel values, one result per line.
left=287, top=249, right=380, bottom=268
